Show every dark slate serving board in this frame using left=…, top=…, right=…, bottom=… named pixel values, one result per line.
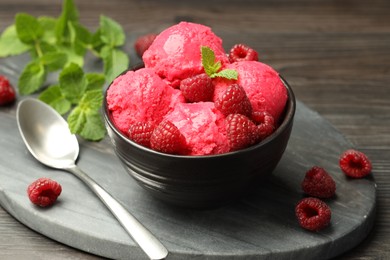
left=0, top=56, right=376, bottom=259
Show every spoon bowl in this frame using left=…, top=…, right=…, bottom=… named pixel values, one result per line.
left=17, top=98, right=78, bottom=169
left=16, top=98, right=168, bottom=260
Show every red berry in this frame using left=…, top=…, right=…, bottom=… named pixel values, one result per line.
left=339, top=149, right=372, bottom=178
left=27, top=177, right=62, bottom=207
left=127, top=122, right=155, bottom=148
left=134, top=33, right=158, bottom=58
left=295, top=197, right=331, bottom=231
left=228, top=44, right=259, bottom=63
left=180, top=73, right=214, bottom=102
left=301, top=166, right=336, bottom=199
left=215, top=84, right=252, bottom=117
left=226, top=113, right=259, bottom=151
left=0, top=75, right=16, bottom=106
left=150, top=120, right=188, bottom=155
left=252, top=111, right=275, bottom=140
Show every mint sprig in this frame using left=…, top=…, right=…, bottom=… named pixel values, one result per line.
left=39, top=63, right=106, bottom=141
left=201, top=46, right=238, bottom=80
left=0, top=0, right=130, bottom=141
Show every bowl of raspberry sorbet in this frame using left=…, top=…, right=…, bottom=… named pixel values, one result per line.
left=103, top=22, right=295, bottom=208
left=103, top=65, right=295, bottom=208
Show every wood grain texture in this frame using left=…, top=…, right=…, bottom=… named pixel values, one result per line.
left=0, top=0, right=389, bottom=259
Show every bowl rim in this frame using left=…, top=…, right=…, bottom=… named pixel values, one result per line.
left=103, top=70, right=296, bottom=159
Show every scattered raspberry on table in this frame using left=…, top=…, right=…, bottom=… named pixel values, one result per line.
left=0, top=75, right=16, bottom=106
left=339, top=149, right=372, bottom=178
left=295, top=197, right=331, bottom=231
left=27, top=177, right=62, bottom=207
left=301, top=166, right=336, bottom=199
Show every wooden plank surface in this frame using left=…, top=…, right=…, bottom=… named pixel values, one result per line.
left=1, top=0, right=389, bottom=259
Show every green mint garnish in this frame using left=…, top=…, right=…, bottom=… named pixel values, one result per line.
left=39, top=63, right=106, bottom=141
left=67, top=89, right=106, bottom=141
left=0, top=0, right=129, bottom=141
left=201, top=46, right=238, bottom=80
left=0, top=25, right=30, bottom=57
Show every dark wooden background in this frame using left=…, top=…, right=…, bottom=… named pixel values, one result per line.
left=1, top=0, right=389, bottom=259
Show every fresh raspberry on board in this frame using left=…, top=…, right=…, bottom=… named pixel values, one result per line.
left=339, top=149, right=372, bottom=178
left=301, top=166, right=336, bottom=199
left=215, top=84, right=253, bottom=117
left=180, top=73, right=214, bottom=102
left=0, top=75, right=16, bottom=106
left=134, top=33, right=158, bottom=58
left=252, top=111, right=275, bottom=140
left=295, top=197, right=331, bottom=231
left=228, top=44, right=259, bottom=63
left=150, top=120, right=188, bottom=155
left=225, top=113, right=259, bottom=151
left=127, top=122, right=155, bottom=148
left=27, top=178, right=62, bottom=207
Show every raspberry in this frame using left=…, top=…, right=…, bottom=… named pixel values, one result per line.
left=226, top=113, right=259, bottom=151
left=228, top=44, right=259, bottom=63
left=215, top=84, right=252, bottom=117
left=150, top=120, right=188, bottom=155
left=339, top=149, right=372, bottom=178
left=295, top=197, right=331, bottom=231
left=252, top=111, right=275, bottom=140
left=127, top=122, right=155, bottom=148
left=134, top=33, right=158, bottom=58
left=180, top=73, right=214, bottom=102
left=301, top=166, right=336, bottom=199
left=27, top=177, right=62, bottom=207
left=0, top=75, right=16, bottom=106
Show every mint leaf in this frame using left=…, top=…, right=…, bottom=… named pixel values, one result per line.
left=15, top=13, right=44, bottom=44
left=56, top=44, right=84, bottom=66
left=59, top=63, right=87, bottom=104
left=80, top=89, right=104, bottom=110
left=0, top=25, right=30, bottom=57
left=85, top=73, right=106, bottom=91
left=201, top=46, right=221, bottom=76
left=37, top=41, right=57, bottom=55
left=38, top=85, right=72, bottom=115
left=69, top=108, right=106, bottom=141
left=55, top=0, right=79, bottom=44
left=39, top=52, right=67, bottom=71
left=54, top=0, right=84, bottom=65
left=212, top=69, right=238, bottom=80
left=100, top=46, right=129, bottom=83
left=201, top=46, right=238, bottom=80
left=68, top=89, right=106, bottom=141
left=99, top=15, right=125, bottom=47
left=38, top=16, right=57, bottom=45
left=18, top=61, right=46, bottom=94
left=78, top=110, right=106, bottom=141
left=90, top=29, right=104, bottom=54
left=67, top=106, right=86, bottom=135
left=68, top=22, right=91, bottom=56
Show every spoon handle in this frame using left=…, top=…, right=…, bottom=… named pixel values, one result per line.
left=66, top=165, right=168, bottom=260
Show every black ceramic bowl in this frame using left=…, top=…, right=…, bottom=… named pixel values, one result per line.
left=103, top=71, right=296, bottom=208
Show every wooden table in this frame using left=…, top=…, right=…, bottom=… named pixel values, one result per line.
left=0, top=0, right=389, bottom=259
